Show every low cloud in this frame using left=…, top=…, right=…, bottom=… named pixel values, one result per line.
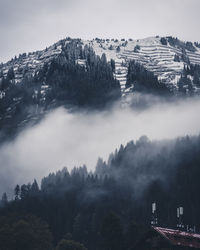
left=0, top=95, right=200, bottom=196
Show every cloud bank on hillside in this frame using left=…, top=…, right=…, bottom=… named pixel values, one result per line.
left=0, top=95, right=200, bottom=196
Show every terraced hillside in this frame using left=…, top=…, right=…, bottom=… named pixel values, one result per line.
left=84, top=36, right=200, bottom=94
left=1, top=36, right=200, bottom=97
left=0, top=35, right=200, bottom=140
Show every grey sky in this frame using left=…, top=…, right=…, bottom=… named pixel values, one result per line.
left=0, top=0, right=200, bottom=62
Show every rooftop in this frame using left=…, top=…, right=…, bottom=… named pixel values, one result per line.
left=153, top=226, right=200, bottom=249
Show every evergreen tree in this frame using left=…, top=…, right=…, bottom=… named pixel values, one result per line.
left=7, top=67, right=15, bottom=80
left=15, top=184, right=20, bottom=200
left=193, top=70, right=200, bottom=86
left=126, top=60, right=170, bottom=95
left=177, top=76, right=193, bottom=95
left=134, top=45, right=140, bottom=52
left=116, top=46, right=120, bottom=52
left=110, top=59, right=115, bottom=72
left=160, top=37, right=167, bottom=45
left=20, top=184, right=30, bottom=199
left=0, top=214, right=53, bottom=250
left=108, top=45, right=113, bottom=50
left=174, top=54, right=180, bottom=62
left=31, top=179, right=40, bottom=195
left=1, top=192, right=8, bottom=206
left=101, top=212, right=123, bottom=250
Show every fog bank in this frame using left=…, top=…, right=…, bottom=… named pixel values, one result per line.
left=1, top=96, right=200, bottom=196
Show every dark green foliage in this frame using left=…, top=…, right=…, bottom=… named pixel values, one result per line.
left=194, top=70, right=200, bottom=86
left=181, top=49, right=190, bottom=64
left=14, top=185, right=20, bottom=200
left=122, top=41, right=128, bottom=47
left=184, top=64, right=200, bottom=77
left=1, top=193, right=8, bottom=207
left=20, top=184, right=31, bottom=199
left=108, top=45, right=113, bottom=50
left=126, top=60, right=170, bottom=95
left=110, top=59, right=115, bottom=72
left=116, top=46, right=120, bottom=52
left=0, top=41, right=121, bottom=141
left=0, top=77, right=38, bottom=139
left=160, top=37, right=167, bottom=45
left=56, top=239, right=87, bottom=250
left=31, top=180, right=40, bottom=196
left=194, top=42, right=200, bottom=48
left=101, top=212, right=123, bottom=250
left=181, top=64, right=200, bottom=89
left=35, top=42, right=121, bottom=108
left=167, top=36, right=196, bottom=52
left=174, top=54, right=180, bottom=62
left=0, top=214, right=53, bottom=250
left=185, top=41, right=196, bottom=52
left=134, top=45, right=140, bottom=53
left=1, top=135, right=200, bottom=249
left=177, top=75, right=194, bottom=95
left=0, top=76, right=10, bottom=91
left=7, top=67, right=15, bottom=80
left=125, top=221, right=145, bottom=248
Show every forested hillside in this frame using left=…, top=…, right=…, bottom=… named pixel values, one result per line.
left=1, top=135, right=200, bottom=250
left=0, top=40, right=121, bottom=141
left=126, top=60, right=170, bottom=94
left=1, top=36, right=200, bottom=142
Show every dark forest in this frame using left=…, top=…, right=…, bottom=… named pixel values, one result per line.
left=1, top=135, right=200, bottom=250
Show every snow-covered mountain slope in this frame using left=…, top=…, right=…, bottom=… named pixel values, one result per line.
left=1, top=35, right=200, bottom=141
left=83, top=36, right=200, bottom=93
left=1, top=36, right=200, bottom=97
left=0, top=43, right=63, bottom=84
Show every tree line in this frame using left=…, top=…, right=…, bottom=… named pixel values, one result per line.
left=1, top=135, right=200, bottom=249
left=126, top=60, right=171, bottom=95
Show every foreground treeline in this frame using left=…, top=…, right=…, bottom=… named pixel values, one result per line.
left=1, top=135, right=200, bottom=249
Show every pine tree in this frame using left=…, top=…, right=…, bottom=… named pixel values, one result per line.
left=7, top=67, right=15, bottom=80
left=108, top=45, right=113, bottom=50
left=110, top=59, right=115, bottom=72
left=14, top=184, right=20, bottom=200
left=160, top=37, right=167, bottom=45
left=174, top=54, right=180, bottom=62
left=31, top=179, right=39, bottom=195
left=1, top=192, right=8, bottom=206
left=20, top=184, right=30, bottom=199
left=116, top=46, right=120, bottom=52
left=134, top=45, right=140, bottom=53
left=193, top=70, right=200, bottom=86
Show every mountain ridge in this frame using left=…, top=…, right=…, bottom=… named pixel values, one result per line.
left=0, top=35, right=200, bottom=141
left=1, top=35, right=200, bottom=94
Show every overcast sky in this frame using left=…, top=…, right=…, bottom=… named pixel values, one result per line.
left=0, top=0, right=200, bottom=62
